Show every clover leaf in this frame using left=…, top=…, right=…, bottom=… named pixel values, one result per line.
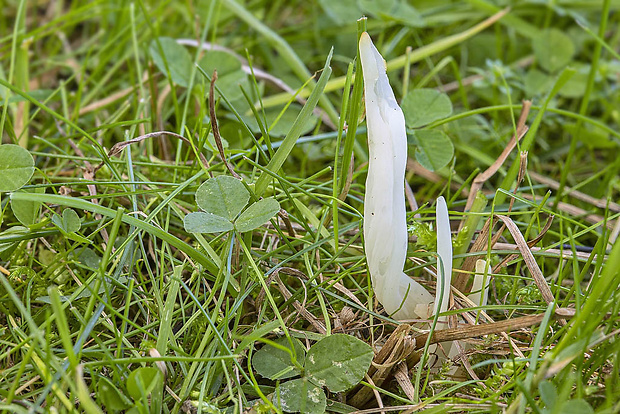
left=184, top=176, right=280, bottom=234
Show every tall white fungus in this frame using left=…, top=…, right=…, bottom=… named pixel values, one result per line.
left=360, top=32, right=433, bottom=320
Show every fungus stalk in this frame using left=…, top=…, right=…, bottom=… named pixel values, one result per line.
left=360, top=32, right=434, bottom=320
left=434, top=196, right=452, bottom=326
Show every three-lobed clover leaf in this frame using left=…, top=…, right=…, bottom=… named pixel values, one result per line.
left=253, top=334, right=373, bottom=414
left=184, top=176, right=280, bottom=234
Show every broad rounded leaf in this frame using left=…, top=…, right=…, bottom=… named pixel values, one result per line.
left=533, top=28, right=575, bottom=73
left=275, top=378, right=326, bottom=414
left=359, top=0, right=424, bottom=27
left=412, top=129, right=454, bottom=171
left=318, top=0, right=361, bottom=25
left=195, top=176, right=249, bottom=221
left=98, top=376, right=132, bottom=411
left=253, top=337, right=305, bottom=380
left=198, top=52, right=247, bottom=100
left=198, top=50, right=242, bottom=77
left=0, top=144, right=35, bottom=192
left=235, top=198, right=280, bottom=233
left=401, top=89, right=452, bottom=128
left=126, top=367, right=162, bottom=401
left=184, top=211, right=233, bottom=233
left=538, top=380, right=557, bottom=409
left=52, top=208, right=81, bottom=233
left=558, top=67, right=588, bottom=98
left=149, top=37, right=193, bottom=87
left=305, top=334, right=373, bottom=393
left=524, top=69, right=554, bottom=96
left=557, top=399, right=593, bottom=414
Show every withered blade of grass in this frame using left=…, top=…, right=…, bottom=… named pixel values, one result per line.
left=393, top=362, right=416, bottom=401
left=457, top=111, right=531, bottom=286
left=277, top=208, right=296, bottom=239
left=405, top=180, right=421, bottom=218
left=528, top=170, right=620, bottom=213
left=495, top=214, right=556, bottom=305
left=521, top=192, right=616, bottom=230
left=349, top=324, right=415, bottom=407
left=67, top=138, right=110, bottom=244
left=209, top=69, right=240, bottom=179
left=456, top=149, right=532, bottom=291
left=462, top=100, right=532, bottom=213
left=494, top=214, right=554, bottom=271
left=414, top=308, right=573, bottom=348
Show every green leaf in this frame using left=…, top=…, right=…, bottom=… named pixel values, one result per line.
left=215, top=70, right=249, bottom=102
left=565, top=122, right=614, bottom=149
left=524, top=69, right=554, bottom=96
left=557, top=399, right=593, bottom=414
left=206, top=133, right=229, bottom=152
left=149, top=37, right=193, bottom=87
left=305, top=334, right=373, bottom=393
left=317, top=0, right=361, bottom=25
left=183, top=211, right=234, bottom=233
left=76, top=367, right=105, bottom=414
left=253, top=337, right=305, bottom=380
left=195, top=176, right=249, bottom=221
left=198, top=50, right=242, bottom=77
left=0, top=144, right=35, bottom=192
left=198, top=51, right=248, bottom=100
left=359, top=0, right=424, bottom=27
left=126, top=367, right=162, bottom=401
left=11, top=188, right=44, bottom=227
left=0, top=89, right=56, bottom=105
left=275, top=378, right=326, bottom=414
left=235, top=198, right=280, bottom=233
left=411, top=129, right=454, bottom=171
left=75, top=247, right=101, bottom=269
left=533, top=28, right=575, bottom=73
left=52, top=208, right=81, bottom=233
left=558, top=66, right=589, bottom=98
left=98, top=376, right=132, bottom=411
left=538, top=380, right=557, bottom=409
left=401, top=89, right=453, bottom=128
left=0, top=226, right=28, bottom=259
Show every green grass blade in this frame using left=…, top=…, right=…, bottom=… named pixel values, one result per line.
left=254, top=48, right=333, bottom=196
